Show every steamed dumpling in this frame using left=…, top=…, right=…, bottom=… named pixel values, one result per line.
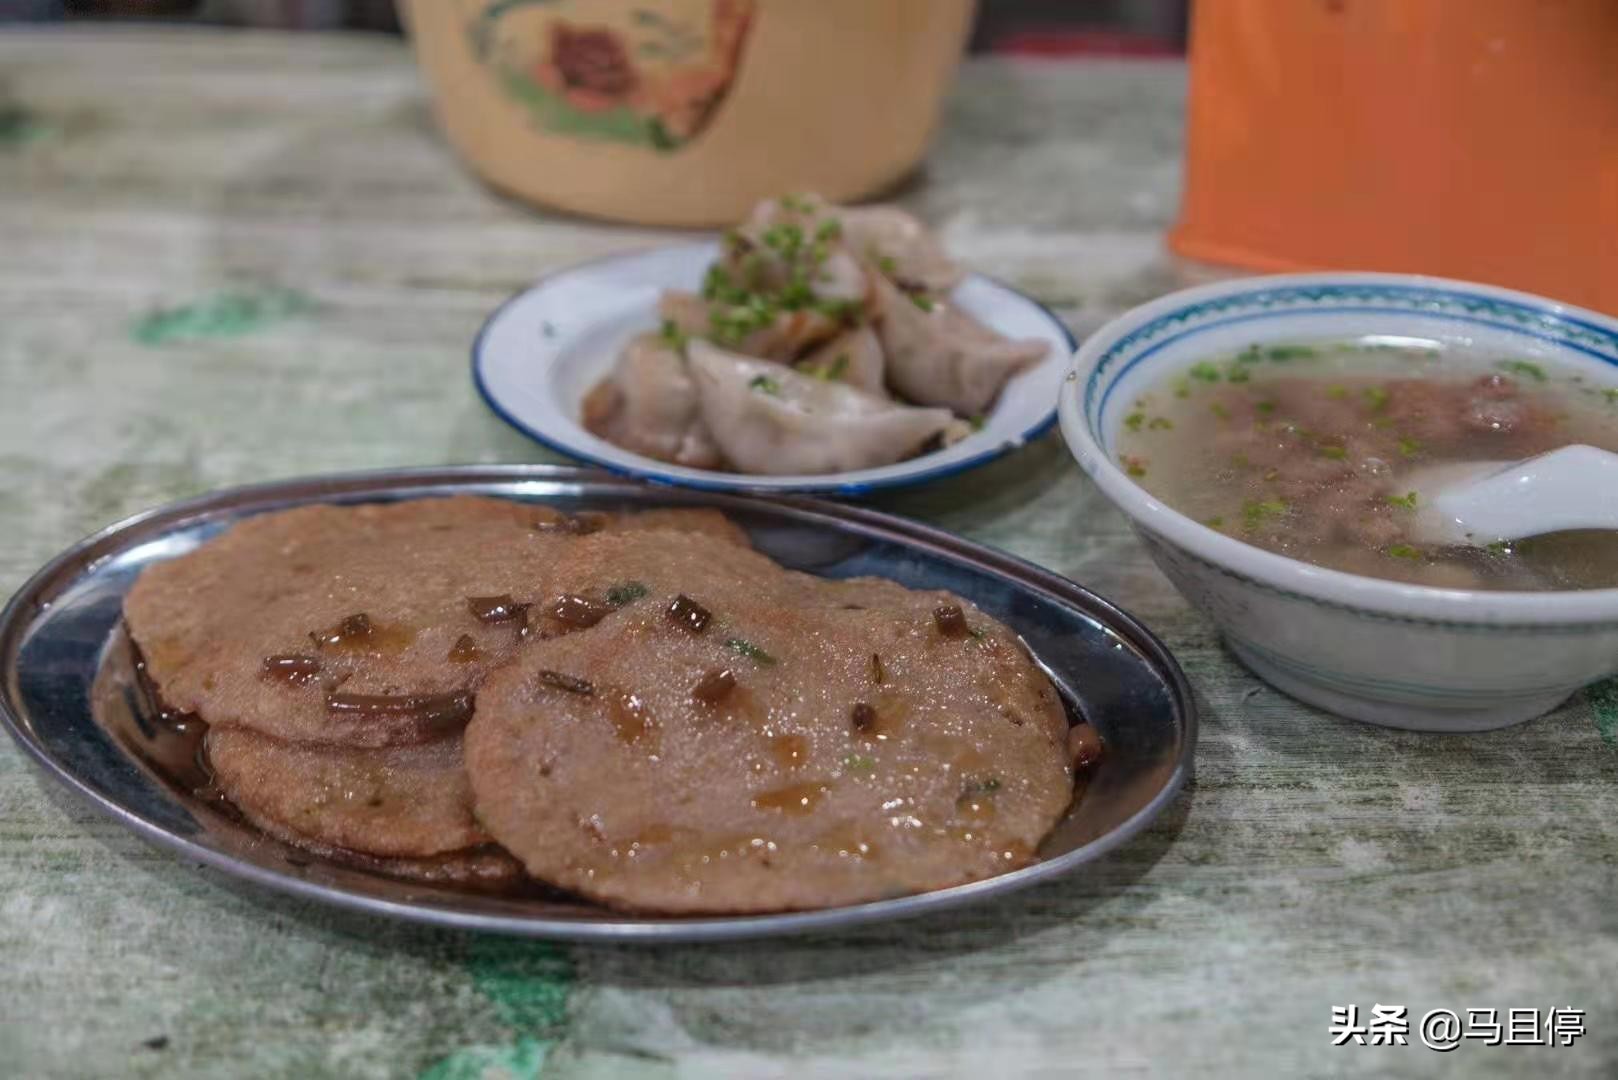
left=687, top=340, right=956, bottom=475
left=739, top=193, right=964, bottom=295
left=581, top=334, right=723, bottom=469
left=793, top=324, right=886, bottom=396
left=729, top=196, right=869, bottom=305
left=659, top=290, right=840, bottom=362
left=839, top=204, right=964, bottom=294
left=871, top=273, right=1049, bottom=417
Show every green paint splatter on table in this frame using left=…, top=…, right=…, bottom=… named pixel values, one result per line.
left=0, top=102, right=52, bottom=148
left=419, top=1037, right=551, bottom=1080
left=1584, top=677, right=1618, bottom=748
left=130, top=287, right=315, bottom=346
left=419, top=939, right=575, bottom=1079
left=468, top=937, right=574, bottom=1033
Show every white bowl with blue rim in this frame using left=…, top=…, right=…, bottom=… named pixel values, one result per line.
left=1058, top=271, right=1618, bottom=732
left=473, top=243, right=1076, bottom=496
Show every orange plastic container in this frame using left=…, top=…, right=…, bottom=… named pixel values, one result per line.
left=1170, top=1, right=1618, bottom=315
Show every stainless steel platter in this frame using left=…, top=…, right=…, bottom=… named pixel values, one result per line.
left=0, top=466, right=1195, bottom=942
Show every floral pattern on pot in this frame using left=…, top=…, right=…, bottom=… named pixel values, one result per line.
left=468, top=0, right=755, bottom=152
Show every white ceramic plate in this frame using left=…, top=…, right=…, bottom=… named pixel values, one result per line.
left=472, top=243, right=1076, bottom=495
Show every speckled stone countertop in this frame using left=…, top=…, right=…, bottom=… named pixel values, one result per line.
left=1, top=28, right=1614, bottom=1080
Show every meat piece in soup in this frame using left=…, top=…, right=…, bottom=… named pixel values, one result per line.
left=1115, top=341, right=1618, bottom=590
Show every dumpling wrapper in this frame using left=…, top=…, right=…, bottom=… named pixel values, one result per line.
left=839, top=204, right=965, bottom=294
left=658, top=290, right=840, bottom=362
left=687, top=340, right=956, bottom=475
left=741, top=193, right=965, bottom=295
left=581, top=333, right=723, bottom=469
left=871, top=273, right=1050, bottom=417
left=794, top=324, right=886, bottom=396
left=728, top=197, right=869, bottom=305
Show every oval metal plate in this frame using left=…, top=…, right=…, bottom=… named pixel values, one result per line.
left=0, top=466, right=1195, bottom=942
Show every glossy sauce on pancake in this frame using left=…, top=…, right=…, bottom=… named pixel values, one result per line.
left=465, top=531, right=1073, bottom=914
left=124, top=497, right=747, bottom=749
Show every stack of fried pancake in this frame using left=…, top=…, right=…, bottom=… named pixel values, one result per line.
left=124, top=496, right=1083, bottom=914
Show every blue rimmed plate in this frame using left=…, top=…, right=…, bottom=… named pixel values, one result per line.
left=472, top=243, right=1076, bottom=495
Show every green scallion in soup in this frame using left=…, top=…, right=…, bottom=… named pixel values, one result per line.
left=1115, top=338, right=1618, bottom=591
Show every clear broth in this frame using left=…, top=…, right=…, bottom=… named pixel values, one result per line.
left=1115, top=339, right=1618, bottom=591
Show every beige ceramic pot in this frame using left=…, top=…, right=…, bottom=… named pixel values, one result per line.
left=400, top=0, right=976, bottom=226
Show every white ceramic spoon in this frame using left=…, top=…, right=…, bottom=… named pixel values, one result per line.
left=1406, top=444, right=1618, bottom=546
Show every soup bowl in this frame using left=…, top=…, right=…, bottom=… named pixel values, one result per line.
left=1058, top=272, right=1618, bottom=732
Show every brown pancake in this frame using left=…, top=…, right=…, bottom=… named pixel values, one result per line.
left=206, top=728, right=487, bottom=858
left=242, top=810, right=525, bottom=893
left=124, top=497, right=749, bottom=749
left=465, top=530, right=1073, bottom=914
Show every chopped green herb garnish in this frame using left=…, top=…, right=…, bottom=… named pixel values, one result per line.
left=658, top=319, right=688, bottom=349
left=1603, top=388, right=1618, bottom=404
left=709, top=292, right=778, bottom=344
left=606, top=581, right=648, bottom=606
left=1124, top=411, right=1146, bottom=432
left=1266, top=345, right=1316, bottom=361
left=725, top=637, right=777, bottom=664
left=1397, top=437, right=1422, bottom=458
left=778, top=268, right=815, bottom=311
left=778, top=193, right=815, bottom=213
left=1226, top=365, right=1251, bottom=383
left=1497, top=359, right=1546, bottom=382
left=874, top=252, right=897, bottom=276
left=1148, top=416, right=1174, bottom=430
left=1209, top=401, right=1231, bottom=420
left=1204, top=516, right=1225, bottom=528
left=748, top=374, right=782, bottom=395
left=841, top=753, right=876, bottom=773
left=1189, top=361, right=1222, bottom=382
left=910, top=292, right=936, bottom=312
left=1485, top=540, right=1513, bottom=555
left=1386, top=491, right=1418, bottom=510
left=814, top=218, right=842, bottom=242
left=1172, top=378, right=1191, bottom=399
left=810, top=353, right=850, bottom=382
left=1325, top=385, right=1348, bottom=400
left=1318, top=444, right=1347, bottom=460
left=1361, top=386, right=1390, bottom=412
left=1386, top=544, right=1423, bottom=561
left=968, top=413, right=986, bottom=432
left=1255, top=400, right=1277, bottom=415
left=814, top=297, right=862, bottom=321
left=701, top=264, right=748, bottom=304
left=1242, top=498, right=1289, bottom=530
left=1236, top=345, right=1264, bottom=365
left=1121, top=455, right=1148, bottom=478
left=761, top=222, right=805, bottom=257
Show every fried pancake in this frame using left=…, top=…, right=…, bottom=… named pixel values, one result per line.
left=242, top=810, right=525, bottom=892
left=465, top=531, right=1073, bottom=914
left=124, top=498, right=748, bottom=749
left=206, top=728, right=486, bottom=858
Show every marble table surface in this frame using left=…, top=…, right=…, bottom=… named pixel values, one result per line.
left=1, top=27, right=1613, bottom=1080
